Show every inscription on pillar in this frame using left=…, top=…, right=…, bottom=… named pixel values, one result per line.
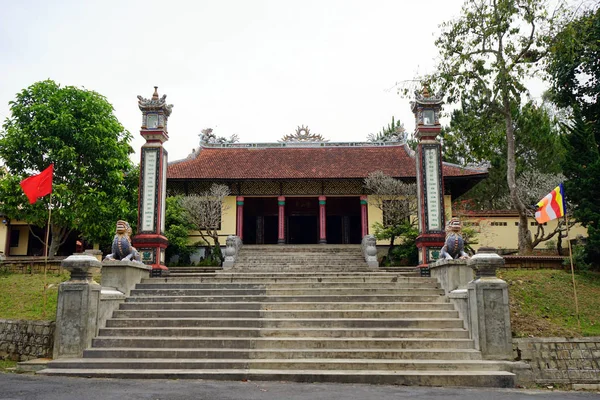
left=141, top=149, right=159, bottom=232
left=423, top=146, right=442, bottom=232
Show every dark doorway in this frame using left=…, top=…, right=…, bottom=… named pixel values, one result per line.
left=242, top=197, right=278, bottom=244
left=326, top=197, right=361, bottom=244
left=286, top=197, right=319, bottom=244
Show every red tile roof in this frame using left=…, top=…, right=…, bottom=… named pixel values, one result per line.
left=168, top=144, right=486, bottom=180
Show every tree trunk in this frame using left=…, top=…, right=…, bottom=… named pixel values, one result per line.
left=48, top=224, right=70, bottom=258
left=503, top=99, right=533, bottom=255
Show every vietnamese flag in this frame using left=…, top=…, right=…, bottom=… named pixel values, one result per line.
left=20, top=164, right=54, bottom=204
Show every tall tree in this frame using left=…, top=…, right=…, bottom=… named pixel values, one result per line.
left=547, top=7, right=600, bottom=264
left=432, top=0, right=561, bottom=254
left=0, top=80, right=136, bottom=256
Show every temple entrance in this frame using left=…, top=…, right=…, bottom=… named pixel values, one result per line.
left=326, top=197, right=362, bottom=244
left=286, top=197, right=319, bottom=244
left=243, top=197, right=278, bottom=244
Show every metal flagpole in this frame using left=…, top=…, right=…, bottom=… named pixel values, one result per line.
left=564, top=212, right=581, bottom=330
left=43, top=193, right=53, bottom=319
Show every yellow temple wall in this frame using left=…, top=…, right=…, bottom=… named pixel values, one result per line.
left=186, top=196, right=237, bottom=246
left=460, top=214, right=587, bottom=252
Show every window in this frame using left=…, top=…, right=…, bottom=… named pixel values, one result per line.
left=10, top=229, right=19, bottom=247
left=491, top=221, right=507, bottom=227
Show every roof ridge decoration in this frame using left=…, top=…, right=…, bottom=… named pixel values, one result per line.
left=200, top=141, right=407, bottom=149
left=279, top=125, right=328, bottom=143
left=137, top=86, right=174, bottom=117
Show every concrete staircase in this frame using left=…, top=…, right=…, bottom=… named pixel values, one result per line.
left=40, top=245, right=516, bottom=386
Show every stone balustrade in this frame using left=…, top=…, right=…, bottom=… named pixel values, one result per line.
left=53, top=255, right=151, bottom=359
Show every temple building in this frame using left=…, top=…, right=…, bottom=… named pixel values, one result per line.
left=166, top=129, right=487, bottom=248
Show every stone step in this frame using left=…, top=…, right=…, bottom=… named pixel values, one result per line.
left=97, top=327, right=471, bottom=339
left=111, top=309, right=459, bottom=319
left=210, top=271, right=414, bottom=277
left=146, top=276, right=427, bottom=284
left=81, top=348, right=484, bottom=360
left=36, top=368, right=515, bottom=387
left=129, top=288, right=445, bottom=296
left=119, top=301, right=456, bottom=311
left=105, top=318, right=465, bottom=329
left=123, top=294, right=447, bottom=303
left=136, top=280, right=439, bottom=289
left=44, top=358, right=512, bottom=372
left=91, top=337, right=475, bottom=350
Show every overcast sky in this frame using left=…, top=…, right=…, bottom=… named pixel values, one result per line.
left=0, top=0, right=543, bottom=164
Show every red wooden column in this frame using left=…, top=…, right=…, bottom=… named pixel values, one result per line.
left=236, top=196, right=244, bottom=240
left=318, top=196, right=327, bottom=244
left=360, top=195, right=369, bottom=237
left=277, top=196, right=286, bottom=244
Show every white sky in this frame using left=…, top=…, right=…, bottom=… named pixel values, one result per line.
left=0, top=0, right=540, bottom=164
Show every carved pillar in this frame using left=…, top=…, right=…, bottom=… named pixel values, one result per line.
left=133, top=87, right=172, bottom=276
left=236, top=196, right=244, bottom=240
left=319, top=196, right=327, bottom=244
left=360, top=195, right=368, bottom=237
left=411, top=88, right=446, bottom=267
left=278, top=196, right=285, bottom=244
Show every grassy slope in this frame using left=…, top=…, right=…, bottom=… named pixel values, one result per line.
left=499, top=269, right=600, bottom=337
left=0, top=272, right=69, bottom=320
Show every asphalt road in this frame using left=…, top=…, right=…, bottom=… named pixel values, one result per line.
left=0, top=374, right=599, bottom=400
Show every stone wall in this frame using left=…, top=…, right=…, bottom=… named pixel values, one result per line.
left=514, top=337, right=600, bottom=387
left=0, top=259, right=64, bottom=274
left=0, top=319, right=55, bottom=361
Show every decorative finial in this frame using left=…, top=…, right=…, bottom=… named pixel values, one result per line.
left=152, top=86, right=159, bottom=100
left=422, top=85, right=430, bottom=98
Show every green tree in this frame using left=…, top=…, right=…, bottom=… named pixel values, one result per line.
left=364, top=171, right=418, bottom=265
left=0, top=80, right=136, bottom=256
left=547, top=7, right=600, bottom=265
left=164, top=196, right=195, bottom=265
left=432, top=0, right=562, bottom=254
left=561, top=115, right=600, bottom=264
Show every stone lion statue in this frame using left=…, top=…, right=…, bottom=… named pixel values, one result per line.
left=439, top=217, right=470, bottom=260
left=104, top=220, right=142, bottom=263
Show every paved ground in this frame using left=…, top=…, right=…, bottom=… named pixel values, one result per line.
left=0, top=374, right=598, bottom=400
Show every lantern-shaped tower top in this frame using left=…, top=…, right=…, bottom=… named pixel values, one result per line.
left=410, top=86, right=444, bottom=141
left=137, top=86, right=174, bottom=143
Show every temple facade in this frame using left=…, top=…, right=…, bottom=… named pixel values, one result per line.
left=166, top=139, right=487, bottom=248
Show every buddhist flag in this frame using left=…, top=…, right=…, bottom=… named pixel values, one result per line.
left=20, top=164, right=54, bottom=204
left=535, top=184, right=565, bottom=224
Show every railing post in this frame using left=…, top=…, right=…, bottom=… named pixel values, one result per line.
left=466, top=247, right=513, bottom=360
left=53, top=255, right=101, bottom=359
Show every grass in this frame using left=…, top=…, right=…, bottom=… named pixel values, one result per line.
left=499, top=268, right=600, bottom=337
left=0, top=359, right=17, bottom=373
left=0, top=271, right=69, bottom=321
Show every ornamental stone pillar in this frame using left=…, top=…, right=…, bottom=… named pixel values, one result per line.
left=360, top=195, right=369, bottom=237
left=236, top=196, right=244, bottom=240
left=53, top=255, right=101, bottom=359
left=278, top=196, right=286, bottom=244
left=411, top=87, right=446, bottom=266
left=467, top=248, right=513, bottom=360
left=318, top=196, right=327, bottom=244
left=133, top=87, right=172, bottom=277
